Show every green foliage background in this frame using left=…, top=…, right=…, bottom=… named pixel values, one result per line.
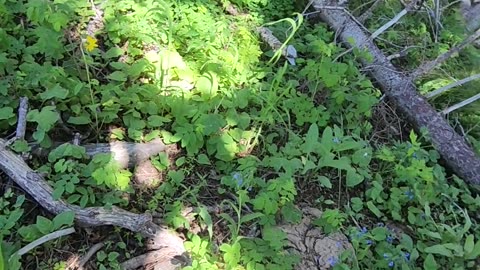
left=0, top=0, right=480, bottom=269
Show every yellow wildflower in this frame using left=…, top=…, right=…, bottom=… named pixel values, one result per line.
left=85, top=35, right=98, bottom=52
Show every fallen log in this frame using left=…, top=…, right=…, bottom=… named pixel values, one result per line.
left=0, top=139, right=189, bottom=269
left=312, top=0, right=480, bottom=186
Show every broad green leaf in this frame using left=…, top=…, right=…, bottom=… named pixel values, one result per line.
left=346, top=169, right=364, bottom=187
left=366, top=201, right=382, bottom=218
left=36, top=216, right=53, bottom=234
left=0, top=107, right=14, bottom=120
left=316, top=176, right=332, bottom=188
left=423, top=254, right=437, bottom=270
left=321, top=156, right=351, bottom=170
left=67, top=115, right=91, bottom=125
left=197, top=206, right=213, bottom=239
left=52, top=211, right=74, bottom=230
left=240, top=213, right=264, bottom=224
left=302, top=123, right=318, bottom=154
left=320, top=126, right=334, bottom=152
left=424, top=244, right=453, bottom=257
left=104, top=47, right=124, bottom=59
left=52, top=186, right=64, bottom=200
left=107, top=71, right=127, bottom=82
left=147, top=115, right=169, bottom=127
left=39, top=84, right=68, bottom=100
left=197, top=154, right=210, bottom=165
left=465, top=239, right=480, bottom=260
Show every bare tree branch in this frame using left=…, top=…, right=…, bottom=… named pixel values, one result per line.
left=17, top=227, right=76, bottom=256
left=426, top=73, right=480, bottom=99
left=442, top=92, right=480, bottom=115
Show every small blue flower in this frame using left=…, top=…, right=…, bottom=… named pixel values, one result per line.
left=327, top=256, right=338, bottom=266
left=365, top=239, right=373, bottom=246
left=388, top=261, right=394, bottom=268
left=376, top=222, right=385, bottom=227
left=361, top=227, right=368, bottom=234
left=386, top=235, right=393, bottom=244
left=412, top=152, right=418, bottom=159
left=403, top=252, right=410, bottom=261
left=233, top=172, right=243, bottom=187
left=404, top=190, right=414, bottom=200
left=333, top=137, right=340, bottom=144
left=383, top=253, right=389, bottom=258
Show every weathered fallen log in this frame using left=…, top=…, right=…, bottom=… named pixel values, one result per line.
left=312, top=0, right=480, bottom=186
left=0, top=139, right=188, bottom=269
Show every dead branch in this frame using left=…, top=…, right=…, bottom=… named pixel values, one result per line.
left=426, top=73, right=480, bottom=99
left=312, top=0, right=480, bottom=186
left=31, top=138, right=168, bottom=169
left=370, top=0, right=420, bottom=40
left=442, top=92, right=480, bottom=115
left=77, top=242, right=105, bottom=270
left=0, top=138, right=188, bottom=268
left=17, top=227, right=76, bottom=256
left=410, top=28, right=480, bottom=79
left=120, top=249, right=186, bottom=270
left=15, top=97, right=28, bottom=140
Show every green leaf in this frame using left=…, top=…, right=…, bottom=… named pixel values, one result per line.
left=52, top=211, right=74, bottom=230
left=302, top=123, right=318, bottom=154
left=346, top=169, right=364, bottom=187
left=424, top=244, right=453, bottom=257
left=423, top=254, right=437, bottom=270
left=0, top=107, right=14, bottom=120
left=36, top=216, right=53, bottom=234
left=466, top=239, right=480, bottom=260
left=67, top=115, right=91, bottom=125
left=147, top=115, right=169, bottom=127
left=320, top=126, right=334, bottom=152
left=197, top=206, right=213, bottom=239
left=104, top=47, right=124, bottom=59
left=464, top=235, right=474, bottom=255
left=316, top=176, right=332, bottom=188
left=321, top=156, right=351, bottom=170
left=366, top=201, right=382, bottom=218
left=197, top=154, right=210, bottom=165
left=39, top=84, right=68, bottom=100
left=52, top=186, right=65, bottom=200
left=240, top=212, right=264, bottom=224
left=107, top=71, right=127, bottom=82
left=27, top=106, right=59, bottom=131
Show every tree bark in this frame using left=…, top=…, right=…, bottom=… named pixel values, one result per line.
left=312, top=0, right=480, bottom=186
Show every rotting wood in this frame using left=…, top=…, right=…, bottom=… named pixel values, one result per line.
left=0, top=139, right=189, bottom=269
left=312, top=0, right=480, bottom=186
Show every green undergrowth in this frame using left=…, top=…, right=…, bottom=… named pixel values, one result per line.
left=0, top=0, right=480, bottom=269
